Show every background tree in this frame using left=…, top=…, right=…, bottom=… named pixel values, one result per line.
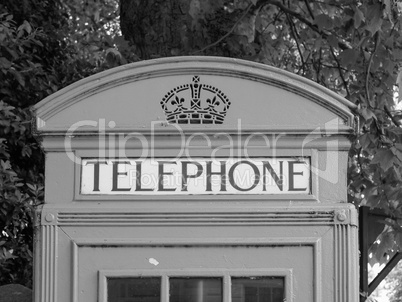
left=0, top=0, right=115, bottom=286
left=1, top=0, right=402, bottom=300
left=0, top=0, right=64, bottom=286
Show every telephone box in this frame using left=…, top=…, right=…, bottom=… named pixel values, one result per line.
left=33, top=57, right=358, bottom=302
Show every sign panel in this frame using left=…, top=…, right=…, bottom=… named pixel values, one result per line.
left=81, top=158, right=311, bottom=195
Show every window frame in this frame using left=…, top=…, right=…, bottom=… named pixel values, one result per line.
left=99, top=269, right=291, bottom=302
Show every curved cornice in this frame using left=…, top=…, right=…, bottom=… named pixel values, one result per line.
left=33, top=56, right=356, bottom=134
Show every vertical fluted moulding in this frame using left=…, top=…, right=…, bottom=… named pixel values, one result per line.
left=36, top=217, right=58, bottom=302
left=334, top=210, right=359, bottom=302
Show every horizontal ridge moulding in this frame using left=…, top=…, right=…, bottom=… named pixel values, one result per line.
left=55, top=212, right=335, bottom=225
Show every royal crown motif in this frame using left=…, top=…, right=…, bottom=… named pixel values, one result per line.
left=160, top=76, right=231, bottom=124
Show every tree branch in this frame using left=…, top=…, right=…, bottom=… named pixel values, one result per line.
left=365, top=32, right=380, bottom=107
left=191, top=3, right=253, bottom=55
left=261, top=10, right=283, bottom=34
left=315, top=47, right=322, bottom=83
left=330, top=46, right=351, bottom=98
left=384, top=104, right=401, bottom=127
left=304, top=0, right=315, bottom=20
left=255, top=0, right=351, bottom=50
left=256, top=0, right=315, bottom=31
left=286, top=13, right=306, bottom=74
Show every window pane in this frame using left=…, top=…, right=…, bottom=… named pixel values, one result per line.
left=108, top=277, right=161, bottom=302
left=231, top=277, right=284, bottom=302
left=170, top=278, right=222, bottom=302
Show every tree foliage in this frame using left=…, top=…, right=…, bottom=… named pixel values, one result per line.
left=2, top=0, right=402, bottom=297
left=1, top=4, right=53, bottom=286
left=370, top=259, right=402, bottom=301
left=0, top=0, right=116, bottom=286
left=386, top=260, right=402, bottom=301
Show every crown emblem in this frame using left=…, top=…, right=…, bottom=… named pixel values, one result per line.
left=160, top=76, right=231, bottom=124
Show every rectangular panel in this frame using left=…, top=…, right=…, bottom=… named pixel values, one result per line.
left=231, top=277, right=284, bottom=302
left=108, top=277, right=161, bottom=302
left=170, top=278, right=222, bottom=302
left=81, top=158, right=311, bottom=195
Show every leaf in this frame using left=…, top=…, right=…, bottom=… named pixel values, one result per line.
left=371, top=241, right=386, bottom=264
left=17, top=20, right=32, bottom=34
left=353, top=8, right=365, bottom=28
left=395, top=231, right=402, bottom=250
left=365, top=192, right=380, bottom=208
left=113, top=36, right=130, bottom=50
left=1, top=160, right=12, bottom=170
left=315, top=14, right=334, bottom=30
left=390, top=166, right=402, bottom=182
left=235, top=14, right=257, bottom=43
left=382, top=0, right=393, bottom=23
left=339, top=49, right=359, bottom=66
left=327, top=35, right=338, bottom=48
left=395, top=143, right=402, bottom=151
left=371, top=227, right=394, bottom=264
left=391, top=147, right=402, bottom=163
left=105, top=48, right=122, bottom=67
left=26, top=183, right=36, bottom=191
left=32, top=39, right=43, bottom=47
left=8, top=68, right=25, bottom=87
left=397, top=68, right=402, bottom=103
left=21, top=145, right=32, bottom=157
left=4, top=47, right=18, bottom=60
left=372, top=149, right=395, bottom=171
left=358, top=107, right=376, bottom=121
left=94, top=10, right=100, bottom=22
left=365, top=3, right=383, bottom=35
left=359, top=133, right=374, bottom=149
left=265, top=24, right=276, bottom=34
left=0, top=57, right=12, bottom=69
